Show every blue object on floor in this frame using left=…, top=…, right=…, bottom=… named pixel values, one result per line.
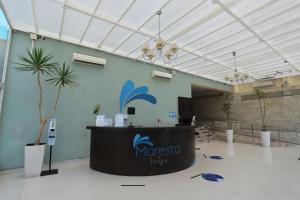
left=209, top=155, right=223, bottom=160
left=202, top=173, right=224, bottom=182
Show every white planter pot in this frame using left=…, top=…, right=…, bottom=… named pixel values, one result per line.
left=24, top=143, right=46, bottom=178
left=226, top=130, right=234, bottom=143
left=260, top=131, right=271, bottom=148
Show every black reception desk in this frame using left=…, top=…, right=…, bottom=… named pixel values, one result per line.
left=86, top=126, right=195, bottom=176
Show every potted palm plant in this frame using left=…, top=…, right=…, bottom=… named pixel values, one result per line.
left=255, top=88, right=271, bottom=147
left=16, top=48, right=78, bottom=177
left=222, top=92, right=234, bottom=143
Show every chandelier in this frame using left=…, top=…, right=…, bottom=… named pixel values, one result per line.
left=141, top=10, right=178, bottom=64
left=224, top=51, right=249, bottom=84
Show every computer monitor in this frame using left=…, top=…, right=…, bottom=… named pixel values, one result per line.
left=127, top=107, right=135, bottom=115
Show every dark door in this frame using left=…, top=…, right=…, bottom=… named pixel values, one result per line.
left=178, top=97, right=193, bottom=126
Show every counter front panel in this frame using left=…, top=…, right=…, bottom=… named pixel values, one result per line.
left=87, top=126, right=195, bottom=176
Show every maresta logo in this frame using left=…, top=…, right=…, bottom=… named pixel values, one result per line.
left=133, top=134, right=181, bottom=157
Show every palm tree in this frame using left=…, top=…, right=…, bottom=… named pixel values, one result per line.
left=16, top=48, right=78, bottom=144
left=255, top=88, right=271, bottom=131
left=222, top=92, right=233, bottom=130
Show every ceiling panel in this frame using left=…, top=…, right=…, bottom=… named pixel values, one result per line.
left=96, top=0, right=132, bottom=22
left=69, top=0, right=100, bottom=13
left=81, top=18, right=113, bottom=48
left=2, top=0, right=34, bottom=32
left=230, top=0, right=272, bottom=17
left=141, top=0, right=202, bottom=35
left=120, top=0, right=169, bottom=29
left=101, top=26, right=132, bottom=51
left=2, top=0, right=300, bottom=84
left=61, top=9, right=91, bottom=43
left=116, top=33, right=149, bottom=54
left=35, top=0, right=63, bottom=38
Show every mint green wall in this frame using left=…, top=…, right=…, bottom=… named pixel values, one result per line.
left=0, top=31, right=231, bottom=170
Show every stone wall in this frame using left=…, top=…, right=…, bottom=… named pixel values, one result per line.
left=193, top=88, right=300, bottom=144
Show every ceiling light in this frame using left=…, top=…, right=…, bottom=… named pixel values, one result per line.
left=224, top=51, right=249, bottom=84
left=141, top=10, right=178, bottom=65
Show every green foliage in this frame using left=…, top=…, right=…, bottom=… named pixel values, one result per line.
left=93, top=105, right=101, bottom=115
left=15, top=48, right=79, bottom=144
left=46, top=63, right=79, bottom=88
left=255, top=88, right=272, bottom=131
left=15, top=48, right=58, bottom=74
left=221, top=92, right=233, bottom=129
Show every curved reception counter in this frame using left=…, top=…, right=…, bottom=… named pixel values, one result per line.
left=86, top=126, right=195, bottom=176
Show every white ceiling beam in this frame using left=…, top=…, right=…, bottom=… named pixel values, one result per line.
left=79, top=0, right=102, bottom=44
left=248, top=66, right=292, bottom=75
left=250, top=2, right=300, bottom=29
left=194, top=65, right=230, bottom=74
left=267, top=26, right=300, bottom=43
left=187, top=63, right=217, bottom=72
left=206, top=20, right=300, bottom=59
left=181, top=29, right=248, bottom=60
left=58, top=2, right=67, bottom=39
left=180, top=0, right=280, bottom=49
left=195, top=69, right=232, bottom=77
left=243, top=59, right=289, bottom=70
left=97, top=0, right=136, bottom=48
left=214, top=0, right=300, bottom=72
left=247, top=66, right=289, bottom=75
left=192, top=64, right=223, bottom=73
left=200, top=36, right=257, bottom=57
left=205, top=71, right=234, bottom=77
left=30, top=0, right=38, bottom=33
left=175, top=60, right=207, bottom=70
left=175, top=57, right=202, bottom=67
left=221, top=36, right=300, bottom=65
left=112, top=0, right=173, bottom=53
left=166, top=0, right=241, bottom=43
left=261, top=16, right=300, bottom=38
left=126, top=0, right=209, bottom=56
left=211, top=27, right=300, bottom=61
left=239, top=58, right=284, bottom=69
left=225, top=42, right=300, bottom=68
left=181, top=21, right=236, bottom=49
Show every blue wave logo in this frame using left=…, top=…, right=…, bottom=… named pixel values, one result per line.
left=133, top=134, right=154, bottom=150
left=119, top=80, right=157, bottom=113
left=202, top=173, right=224, bottom=182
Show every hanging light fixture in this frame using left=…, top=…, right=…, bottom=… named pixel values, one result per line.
left=224, top=51, right=249, bottom=84
left=141, top=10, right=178, bottom=64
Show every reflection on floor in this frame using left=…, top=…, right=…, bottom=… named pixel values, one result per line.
left=1, top=141, right=300, bottom=200
left=201, top=131, right=292, bottom=147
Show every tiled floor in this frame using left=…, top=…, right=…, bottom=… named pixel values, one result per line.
left=1, top=141, right=300, bottom=200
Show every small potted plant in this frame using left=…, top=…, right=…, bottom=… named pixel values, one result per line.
left=255, top=88, right=272, bottom=147
left=16, top=48, right=78, bottom=177
left=222, top=92, right=233, bottom=143
left=93, top=104, right=106, bottom=126
left=93, top=104, right=101, bottom=116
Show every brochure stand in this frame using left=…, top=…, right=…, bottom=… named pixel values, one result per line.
left=41, top=119, right=58, bottom=176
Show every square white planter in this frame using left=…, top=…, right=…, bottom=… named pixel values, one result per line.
left=226, top=130, right=234, bottom=143
left=24, top=143, right=46, bottom=178
left=260, top=131, right=271, bottom=148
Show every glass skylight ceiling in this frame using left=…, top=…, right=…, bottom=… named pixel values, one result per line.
left=1, top=0, right=300, bottom=83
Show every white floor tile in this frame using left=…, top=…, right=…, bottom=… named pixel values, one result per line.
left=1, top=141, right=300, bottom=200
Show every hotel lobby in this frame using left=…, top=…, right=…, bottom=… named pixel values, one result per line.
left=0, top=0, right=300, bottom=200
